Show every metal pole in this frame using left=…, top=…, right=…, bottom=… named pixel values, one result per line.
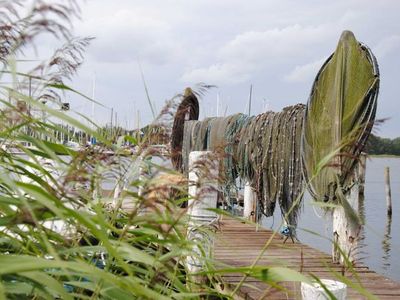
left=248, top=84, right=253, bottom=115
left=29, top=76, right=32, bottom=98
left=42, top=102, right=46, bottom=141
left=216, top=92, right=220, bottom=117
left=110, top=107, right=113, bottom=138
left=91, top=74, right=95, bottom=130
left=28, top=76, right=32, bottom=139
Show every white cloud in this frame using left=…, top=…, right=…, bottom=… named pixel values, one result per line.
left=39, top=0, right=400, bottom=137
left=220, top=24, right=330, bottom=62
left=181, top=62, right=251, bottom=85
left=284, top=58, right=326, bottom=83
left=373, top=35, right=400, bottom=60
left=77, top=6, right=180, bottom=65
left=181, top=24, right=334, bottom=85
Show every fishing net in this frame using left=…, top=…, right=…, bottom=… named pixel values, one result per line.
left=171, top=88, right=199, bottom=172
left=301, top=31, right=379, bottom=202
left=171, top=30, right=379, bottom=229
left=236, top=105, right=306, bottom=226
left=178, top=104, right=305, bottom=227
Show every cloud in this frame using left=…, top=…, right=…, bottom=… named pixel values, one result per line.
left=181, top=24, right=334, bottom=85
left=77, top=6, right=180, bottom=65
left=47, top=0, right=400, bottom=137
left=181, top=62, right=251, bottom=85
left=284, top=58, right=326, bottom=83
left=373, top=35, right=400, bottom=60
left=220, top=24, right=330, bottom=62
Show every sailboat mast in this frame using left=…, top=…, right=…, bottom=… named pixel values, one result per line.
left=216, top=92, right=220, bottom=117
left=91, top=75, right=96, bottom=130
left=248, top=84, right=253, bottom=115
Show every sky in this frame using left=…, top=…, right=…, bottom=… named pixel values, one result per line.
left=32, top=0, right=400, bottom=137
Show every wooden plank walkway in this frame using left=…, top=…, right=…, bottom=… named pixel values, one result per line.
left=214, top=218, right=400, bottom=299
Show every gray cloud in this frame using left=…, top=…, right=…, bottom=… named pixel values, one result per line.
left=41, top=0, right=400, bottom=138
left=284, top=58, right=326, bottom=83
left=181, top=24, right=335, bottom=85
left=374, top=35, right=400, bottom=60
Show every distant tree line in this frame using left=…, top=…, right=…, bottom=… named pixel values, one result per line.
left=365, top=134, right=400, bottom=156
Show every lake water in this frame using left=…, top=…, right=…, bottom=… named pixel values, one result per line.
left=262, top=157, right=400, bottom=281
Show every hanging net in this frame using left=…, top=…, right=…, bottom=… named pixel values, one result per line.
left=301, top=30, right=379, bottom=202
left=171, top=31, right=379, bottom=229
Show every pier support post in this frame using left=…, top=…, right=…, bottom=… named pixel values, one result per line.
left=332, top=179, right=362, bottom=265
left=187, top=151, right=218, bottom=285
left=301, top=279, right=347, bottom=300
left=243, top=182, right=257, bottom=222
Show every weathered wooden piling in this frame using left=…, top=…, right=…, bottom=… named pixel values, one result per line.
left=187, top=151, right=218, bottom=285
left=384, top=166, right=392, bottom=216
left=301, top=279, right=347, bottom=300
left=243, top=182, right=257, bottom=222
left=332, top=176, right=361, bottom=265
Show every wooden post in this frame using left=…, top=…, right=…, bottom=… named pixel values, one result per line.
left=332, top=177, right=362, bottom=265
left=187, top=151, right=218, bottom=285
left=243, top=181, right=257, bottom=222
left=384, top=166, right=392, bottom=216
left=301, top=279, right=347, bottom=300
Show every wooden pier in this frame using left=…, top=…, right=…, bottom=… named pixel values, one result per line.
left=214, top=218, right=400, bottom=299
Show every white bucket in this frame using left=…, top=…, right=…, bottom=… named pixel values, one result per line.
left=301, top=279, right=347, bottom=300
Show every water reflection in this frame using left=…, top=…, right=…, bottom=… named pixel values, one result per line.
left=284, top=157, right=400, bottom=281
left=357, top=191, right=367, bottom=264
left=382, top=215, right=392, bottom=270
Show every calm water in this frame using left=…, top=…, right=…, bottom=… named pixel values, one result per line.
left=262, top=157, right=400, bottom=281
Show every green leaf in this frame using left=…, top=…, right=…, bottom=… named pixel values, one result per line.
left=124, top=135, right=137, bottom=145
left=111, top=241, right=156, bottom=266
left=21, top=271, right=73, bottom=300
left=205, top=266, right=311, bottom=284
